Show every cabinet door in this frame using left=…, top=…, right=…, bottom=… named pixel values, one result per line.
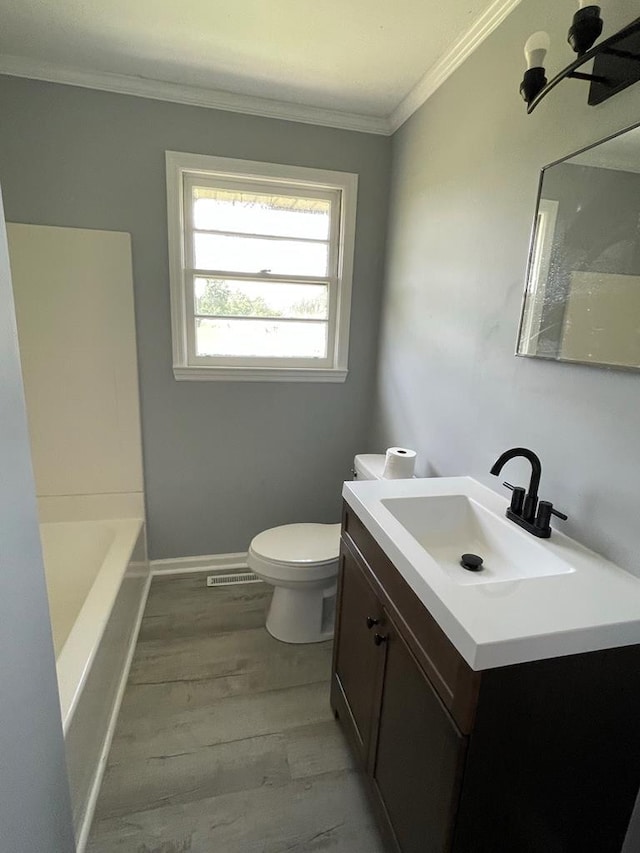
left=372, top=614, right=466, bottom=853
left=334, top=544, right=385, bottom=760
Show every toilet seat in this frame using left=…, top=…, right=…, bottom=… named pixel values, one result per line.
left=248, top=523, right=340, bottom=583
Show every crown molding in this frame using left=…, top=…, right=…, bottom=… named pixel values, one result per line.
left=0, top=54, right=392, bottom=136
left=389, top=0, right=523, bottom=132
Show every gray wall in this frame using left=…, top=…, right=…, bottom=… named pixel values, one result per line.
left=372, top=0, right=640, bottom=578
left=0, top=77, right=391, bottom=559
left=0, top=189, right=75, bottom=851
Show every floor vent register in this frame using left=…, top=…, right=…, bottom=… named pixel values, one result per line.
left=206, top=572, right=262, bottom=587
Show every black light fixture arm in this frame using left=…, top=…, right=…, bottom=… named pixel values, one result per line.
left=567, top=70, right=607, bottom=83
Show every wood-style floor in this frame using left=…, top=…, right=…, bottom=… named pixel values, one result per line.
left=87, top=574, right=385, bottom=853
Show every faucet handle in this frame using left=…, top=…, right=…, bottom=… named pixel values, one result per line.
left=535, top=500, right=568, bottom=532
left=503, top=482, right=526, bottom=516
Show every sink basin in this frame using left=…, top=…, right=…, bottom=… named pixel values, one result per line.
left=381, top=494, right=576, bottom=586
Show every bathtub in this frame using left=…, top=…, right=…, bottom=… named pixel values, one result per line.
left=40, top=517, right=150, bottom=849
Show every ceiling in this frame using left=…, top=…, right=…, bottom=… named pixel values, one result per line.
left=0, top=0, right=520, bottom=133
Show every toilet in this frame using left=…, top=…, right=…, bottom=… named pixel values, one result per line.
left=247, top=453, right=389, bottom=644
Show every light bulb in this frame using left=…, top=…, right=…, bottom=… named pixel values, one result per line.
left=524, top=31, right=550, bottom=69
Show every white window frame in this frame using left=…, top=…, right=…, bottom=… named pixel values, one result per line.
left=165, top=151, right=358, bottom=382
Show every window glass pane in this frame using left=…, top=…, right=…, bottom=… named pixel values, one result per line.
left=194, top=233, right=328, bottom=277
left=196, top=318, right=328, bottom=358
left=194, top=278, right=328, bottom=320
left=193, top=188, right=331, bottom=240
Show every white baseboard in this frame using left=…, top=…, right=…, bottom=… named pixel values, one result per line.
left=150, top=552, right=249, bottom=576
left=74, top=571, right=152, bottom=853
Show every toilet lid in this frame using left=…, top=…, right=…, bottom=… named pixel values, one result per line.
left=250, top=523, right=340, bottom=566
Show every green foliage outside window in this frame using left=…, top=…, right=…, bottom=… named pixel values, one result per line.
left=197, top=279, right=326, bottom=319
left=197, top=279, right=273, bottom=317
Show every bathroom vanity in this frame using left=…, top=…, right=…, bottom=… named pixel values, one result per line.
left=331, top=477, right=640, bottom=853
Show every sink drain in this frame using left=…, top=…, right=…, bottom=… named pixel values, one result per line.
left=460, top=553, right=484, bottom=572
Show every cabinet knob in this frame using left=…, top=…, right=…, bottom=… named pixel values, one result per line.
left=374, top=633, right=388, bottom=646
left=366, top=616, right=379, bottom=629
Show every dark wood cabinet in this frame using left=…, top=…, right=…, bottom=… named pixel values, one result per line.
left=333, top=546, right=384, bottom=761
left=372, top=612, right=466, bottom=853
left=332, top=502, right=640, bottom=853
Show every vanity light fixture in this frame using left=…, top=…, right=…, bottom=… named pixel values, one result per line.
left=520, top=7, right=640, bottom=113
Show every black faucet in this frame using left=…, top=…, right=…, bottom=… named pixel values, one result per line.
left=490, top=447, right=567, bottom=538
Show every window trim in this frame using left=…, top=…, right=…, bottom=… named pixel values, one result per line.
left=183, top=174, right=340, bottom=371
left=165, top=151, right=358, bottom=382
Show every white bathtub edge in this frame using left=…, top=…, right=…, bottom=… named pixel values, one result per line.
left=74, top=569, right=152, bottom=853
left=58, top=518, right=144, bottom=733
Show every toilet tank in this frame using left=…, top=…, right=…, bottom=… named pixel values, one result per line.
left=353, top=454, right=386, bottom=480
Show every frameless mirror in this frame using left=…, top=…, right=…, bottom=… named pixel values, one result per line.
left=517, top=123, right=640, bottom=370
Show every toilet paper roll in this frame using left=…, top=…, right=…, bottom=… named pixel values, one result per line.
left=382, top=447, right=417, bottom=479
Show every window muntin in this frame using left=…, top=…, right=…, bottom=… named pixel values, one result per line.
left=167, top=153, right=357, bottom=381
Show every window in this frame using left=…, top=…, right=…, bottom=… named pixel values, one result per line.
left=166, top=152, right=358, bottom=381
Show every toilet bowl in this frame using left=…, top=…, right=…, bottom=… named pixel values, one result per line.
left=248, top=453, right=402, bottom=644
left=248, top=523, right=341, bottom=643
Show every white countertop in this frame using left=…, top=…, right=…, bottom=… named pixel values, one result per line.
left=342, top=476, right=640, bottom=671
